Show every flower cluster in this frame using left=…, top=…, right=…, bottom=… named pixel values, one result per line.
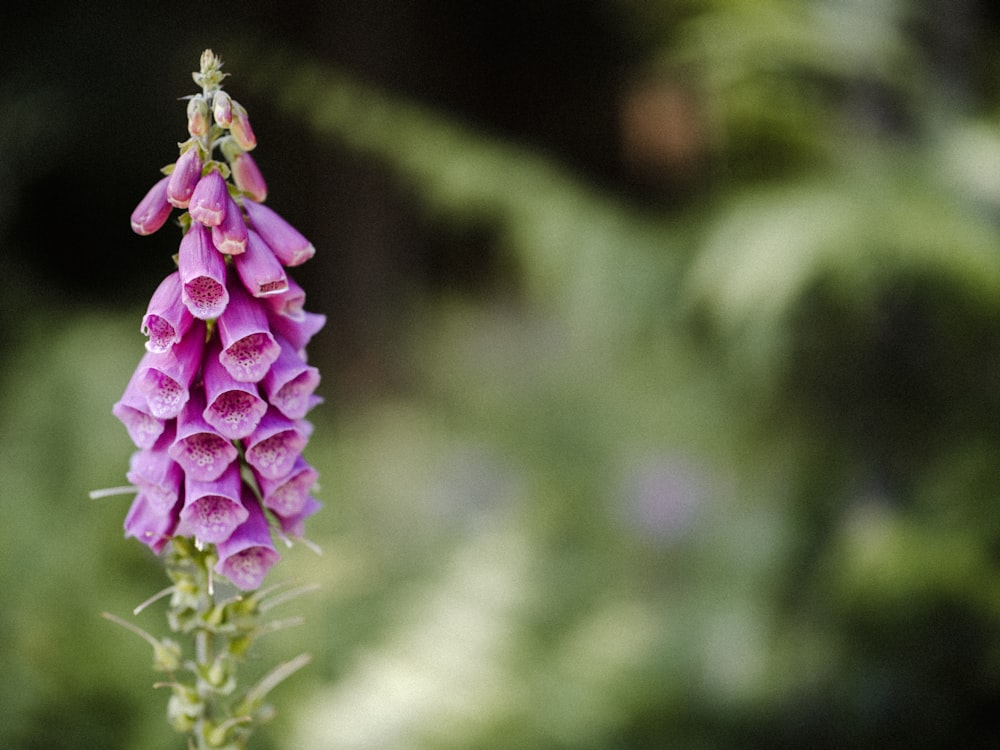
left=115, top=50, right=323, bottom=591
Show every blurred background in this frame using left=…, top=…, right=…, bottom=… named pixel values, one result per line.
left=4, top=1, right=1000, bottom=747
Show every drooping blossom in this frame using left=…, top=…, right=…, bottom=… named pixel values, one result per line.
left=113, top=49, right=323, bottom=591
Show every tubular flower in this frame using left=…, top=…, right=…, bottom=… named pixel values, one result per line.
left=113, top=49, right=323, bottom=591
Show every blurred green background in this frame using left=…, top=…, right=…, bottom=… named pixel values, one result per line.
left=4, top=1, right=1000, bottom=747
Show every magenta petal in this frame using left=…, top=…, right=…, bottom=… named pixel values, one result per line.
left=244, top=407, right=308, bottom=480
left=202, top=337, right=268, bottom=440
left=215, top=490, right=280, bottom=590
left=216, top=277, right=280, bottom=382
left=167, top=146, right=203, bottom=208
left=257, top=455, right=319, bottom=518
left=235, top=228, right=288, bottom=297
left=211, top=193, right=249, bottom=255
left=231, top=151, right=267, bottom=202
left=142, top=271, right=194, bottom=353
left=267, top=309, right=326, bottom=356
left=179, top=224, right=229, bottom=319
left=130, top=176, right=173, bottom=235
left=125, top=491, right=180, bottom=554
left=189, top=170, right=229, bottom=227
left=265, top=277, right=306, bottom=320
left=126, top=425, right=182, bottom=513
left=178, top=461, right=248, bottom=544
left=242, top=199, right=315, bottom=266
left=136, top=321, right=205, bottom=419
left=168, top=386, right=238, bottom=481
left=229, top=103, right=257, bottom=151
left=262, top=337, right=321, bottom=419
left=275, top=496, right=321, bottom=539
left=114, top=368, right=167, bottom=448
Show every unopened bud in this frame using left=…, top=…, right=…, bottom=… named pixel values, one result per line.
left=187, top=96, right=211, bottom=137
left=213, top=90, right=233, bottom=127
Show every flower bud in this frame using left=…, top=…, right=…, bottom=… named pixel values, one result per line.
left=187, top=96, right=211, bottom=137
left=189, top=169, right=229, bottom=227
left=230, top=151, right=267, bottom=202
left=130, top=176, right=173, bottom=235
left=230, top=102, right=257, bottom=150
left=167, top=147, right=203, bottom=209
left=213, top=89, right=233, bottom=127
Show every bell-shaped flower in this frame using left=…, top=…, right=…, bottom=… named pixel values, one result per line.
left=167, top=146, right=203, bottom=208
left=135, top=321, right=206, bottom=419
left=211, top=192, right=249, bottom=255
left=114, top=368, right=167, bottom=449
left=142, top=271, right=194, bottom=354
left=178, top=461, right=248, bottom=544
left=216, top=276, right=280, bottom=382
left=229, top=102, right=257, bottom=151
left=214, top=489, right=280, bottom=590
left=189, top=169, right=229, bottom=227
left=244, top=407, right=308, bottom=481
left=168, top=386, right=238, bottom=482
left=256, top=455, right=318, bottom=518
left=179, top=224, right=229, bottom=319
left=274, top=496, right=321, bottom=540
left=230, top=151, right=266, bottom=202
left=125, top=491, right=180, bottom=554
left=202, top=336, right=268, bottom=440
left=130, top=176, right=173, bottom=235
left=265, top=277, right=306, bottom=320
left=235, top=228, right=288, bottom=297
left=267, top=308, right=326, bottom=358
left=126, top=425, right=183, bottom=513
left=242, top=199, right=315, bottom=266
left=261, top=337, right=321, bottom=419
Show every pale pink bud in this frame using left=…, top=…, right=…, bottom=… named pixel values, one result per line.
left=187, top=96, right=211, bottom=137
left=231, top=151, right=267, bottom=202
left=230, top=102, right=257, bottom=150
left=130, top=176, right=173, bottom=235
left=189, top=169, right=229, bottom=227
left=213, top=90, right=233, bottom=127
left=167, top=147, right=203, bottom=208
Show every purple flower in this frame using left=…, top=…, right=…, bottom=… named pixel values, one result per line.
left=202, top=336, right=268, bottom=440
left=266, top=277, right=306, bottom=320
left=275, top=496, right=321, bottom=540
left=126, top=426, right=183, bottom=513
left=135, top=321, right=206, bottom=419
left=234, top=228, right=288, bottom=297
left=267, top=309, right=326, bottom=358
left=125, top=492, right=180, bottom=554
left=142, top=271, right=194, bottom=354
left=130, top=176, right=173, bottom=236
left=216, top=275, right=280, bottom=382
left=214, top=489, right=280, bottom=591
left=189, top=169, right=229, bottom=227
left=231, top=151, right=267, bottom=202
left=167, top=147, right=203, bottom=209
left=168, top=386, right=238, bottom=482
left=211, top=192, right=249, bottom=255
left=178, top=461, right=248, bottom=544
left=242, top=199, right=315, bottom=266
left=113, top=368, right=166, bottom=449
left=178, top=223, right=229, bottom=319
left=256, top=455, right=318, bottom=518
left=261, top=337, right=321, bottom=419
left=244, top=407, right=308, bottom=481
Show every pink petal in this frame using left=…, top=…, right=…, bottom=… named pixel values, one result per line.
left=234, top=228, right=288, bottom=297
left=211, top=192, right=249, bottom=255
left=215, top=490, right=280, bottom=590
left=261, top=337, right=321, bottom=419
left=242, top=199, right=315, bottom=266
left=130, top=176, right=173, bottom=235
left=189, top=170, right=229, bottom=227
left=135, top=320, right=206, bottom=419
left=178, top=461, right=248, bottom=544
left=168, top=386, right=238, bottom=482
left=216, top=276, right=280, bottom=382
left=202, top=336, right=268, bottom=440
left=179, top=224, right=229, bottom=319
left=256, top=455, right=319, bottom=518
left=141, top=271, right=194, bottom=353
left=125, top=491, right=180, bottom=554
left=167, top=146, right=203, bottom=208
left=244, top=407, right=308, bottom=480
left=231, top=151, right=267, bottom=202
